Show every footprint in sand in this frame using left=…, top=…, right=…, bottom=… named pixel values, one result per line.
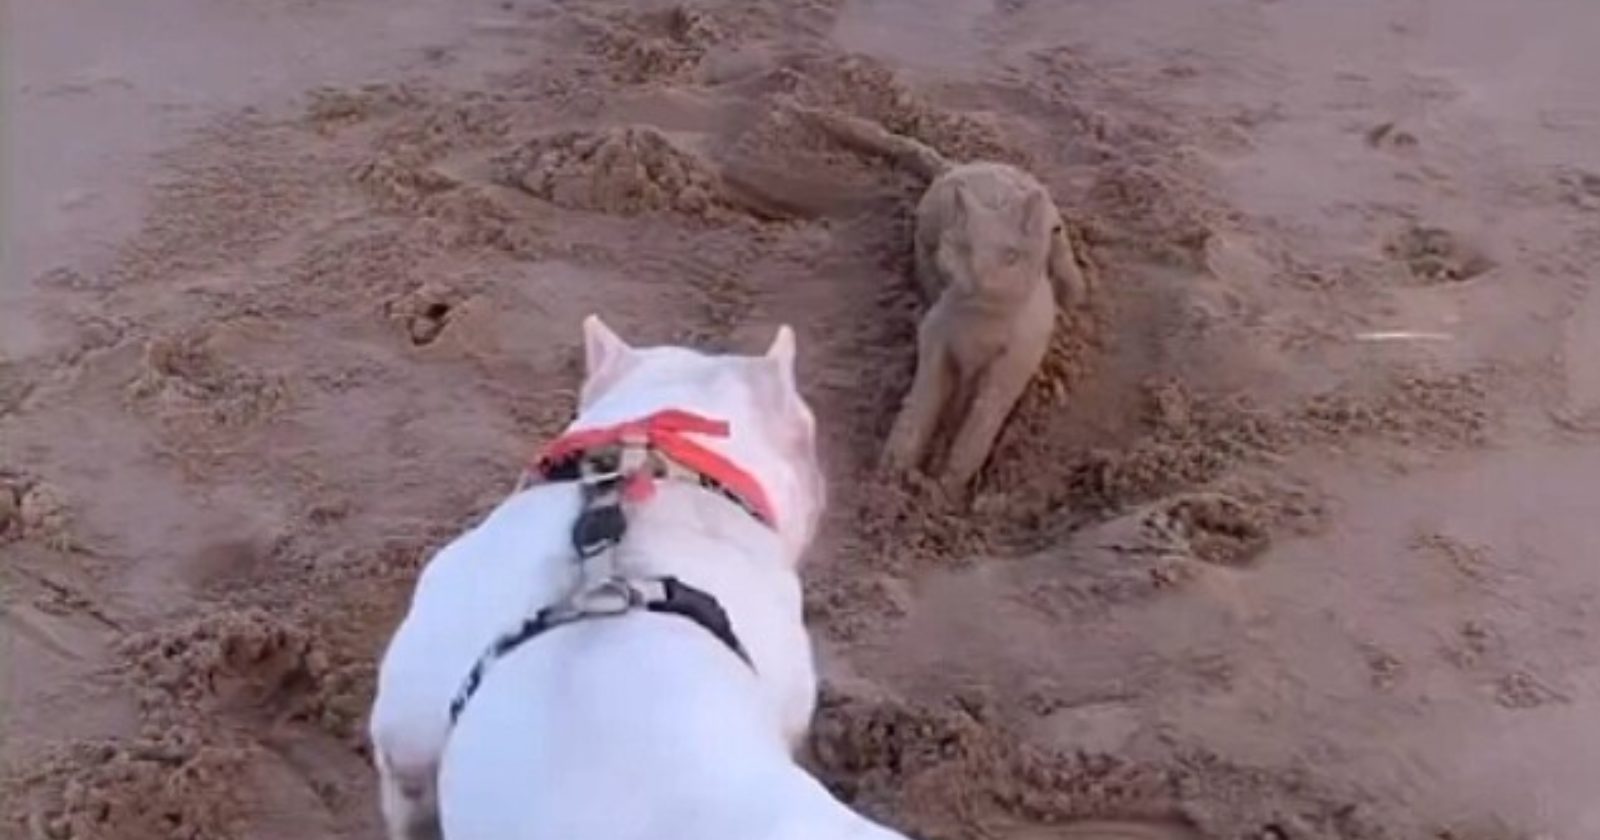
left=1385, top=224, right=1495, bottom=285
left=1142, top=491, right=1271, bottom=568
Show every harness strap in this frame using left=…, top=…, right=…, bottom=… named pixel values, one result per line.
left=447, top=408, right=767, bottom=728
left=448, top=575, right=750, bottom=724
left=644, top=577, right=749, bottom=664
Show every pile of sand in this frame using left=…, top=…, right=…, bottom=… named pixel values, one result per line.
left=495, top=126, right=731, bottom=218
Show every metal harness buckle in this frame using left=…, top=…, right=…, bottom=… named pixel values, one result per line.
left=564, top=576, right=645, bottom=617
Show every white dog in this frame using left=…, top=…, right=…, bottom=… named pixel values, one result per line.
left=368, top=316, right=907, bottom=840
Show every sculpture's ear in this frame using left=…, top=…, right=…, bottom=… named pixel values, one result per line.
left=950, top=183, right=970, bottom=222
left=579, top=315, right=634, bottom=408
left=1024, top=189, right=1052, bottom=236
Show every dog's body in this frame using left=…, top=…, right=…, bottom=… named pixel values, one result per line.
left=369, top=317, right=906, bottom=840
left=436, top=483, right=898, bottom=840
left=786, top=100, right=1090, bottom=493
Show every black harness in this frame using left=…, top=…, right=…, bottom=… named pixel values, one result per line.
left=448, top=452, right=754, bottom=726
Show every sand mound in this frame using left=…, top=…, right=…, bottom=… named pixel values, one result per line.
left=1385, top=224, right=1495, bottom=286
left=1, top=472, right=72, bottom=547
left=129, top=331, right=288, bottom=429
left=494, top=126, right=733, bottom=219
left=807, top=686, right=1395, bottom=840
left=808, top=687, right=1181, bottom=837
left=13, top=738, right=250, bottom=840
left=121, top=609, right=347, bottom=726
left=586, top=4, right=739, bottom=84
left=775, top=54, right=1022, bottom=168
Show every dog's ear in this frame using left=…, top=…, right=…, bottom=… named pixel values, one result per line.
left=584, top=315, right=630, bottom=375
left=580, top=315, right=634, bottom=408
left=766, top=324, right=797, bottom=381
left=764, top=325, right=803, bottom=408
left=763, top=324, right=815, bottom=438
left=761, top=325, right=825, bottom=551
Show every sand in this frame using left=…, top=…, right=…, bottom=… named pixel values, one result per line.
left=4, top=0, right=1600, bottom=838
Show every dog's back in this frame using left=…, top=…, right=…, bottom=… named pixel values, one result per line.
left=438, top=561, right=788, bottom=839
left=440, top=605, right=898, bottom=840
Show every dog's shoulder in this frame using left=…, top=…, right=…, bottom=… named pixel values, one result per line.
left=380, top=482, right=583, bottom=691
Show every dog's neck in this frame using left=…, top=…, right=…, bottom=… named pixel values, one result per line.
left=609, top=482, right=784, bottom=574
left=562, top=400, right=814, bottom=565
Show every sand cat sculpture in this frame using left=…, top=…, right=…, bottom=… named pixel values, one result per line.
left=781, top=97, right=1091, bottom=494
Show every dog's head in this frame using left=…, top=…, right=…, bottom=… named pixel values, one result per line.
left=573, top=315, right=827, bottom=564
